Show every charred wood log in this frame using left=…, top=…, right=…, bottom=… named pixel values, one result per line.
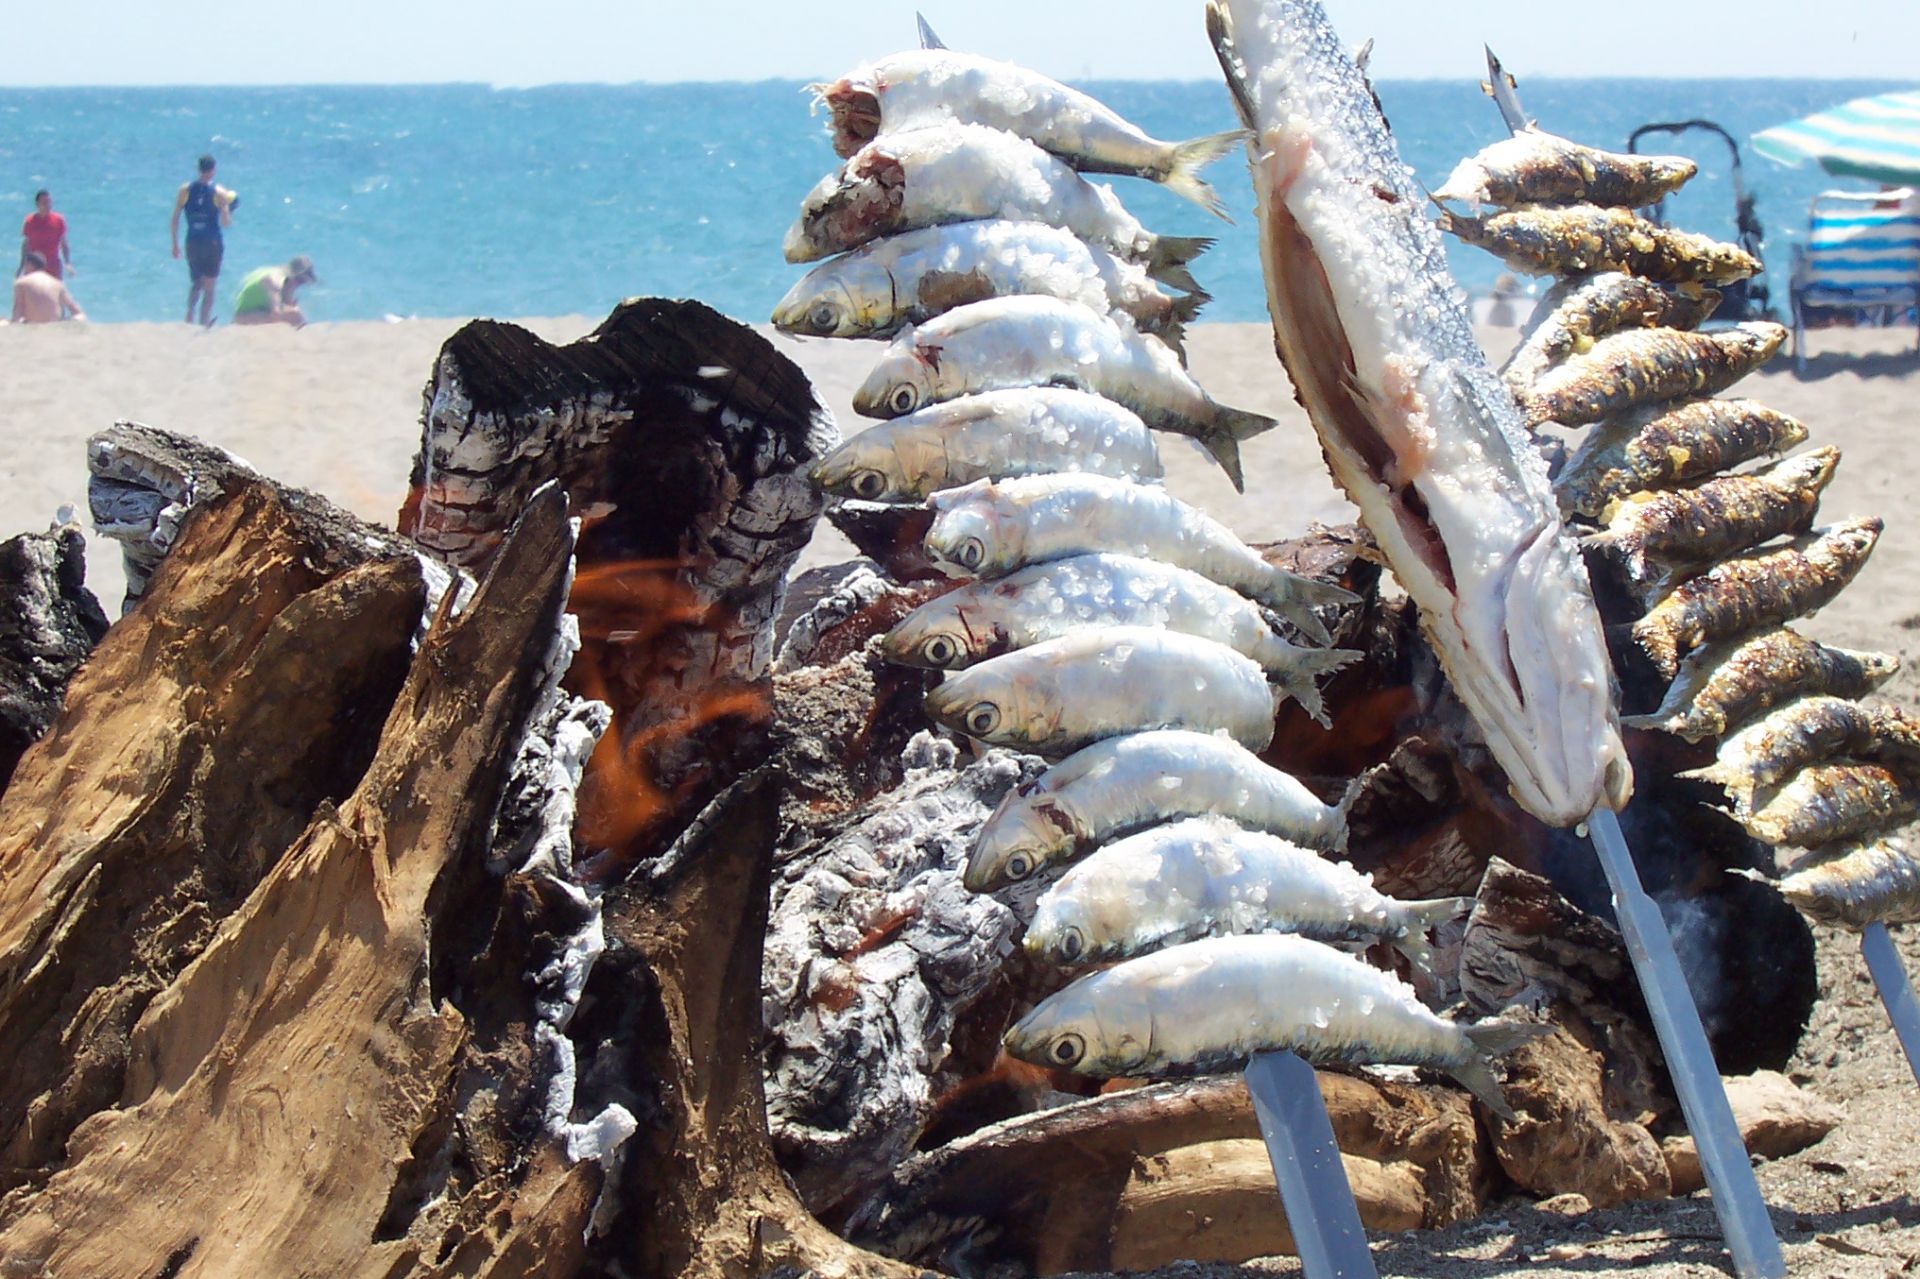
left=0, top=520, right=107, bottom=794
left=404, top=300, right=838, bottom=865
left=0, top=484, right=604, bottom=1272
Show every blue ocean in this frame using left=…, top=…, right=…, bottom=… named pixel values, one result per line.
left=1, top=79, right=1907, bottom=325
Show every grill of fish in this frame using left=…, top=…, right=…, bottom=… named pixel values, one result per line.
left=1002, top=933, right=1548, bottom=1118
left=1208, top=0, right=1630, bottom=826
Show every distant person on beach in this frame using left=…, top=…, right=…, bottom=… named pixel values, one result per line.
left=20, top=190, right=72, bottom=280
left=232, top=255, right=317, bottom=327
left=170, top=154, right=238, bottom=326
left=12, top=252, right=85, bottom=323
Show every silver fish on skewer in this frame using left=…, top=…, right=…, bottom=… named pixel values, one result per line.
left=1586, top=449, right=1839, bottom=598
left=1737, top=760, right=1920, bottom=849
left=1519, top=323, right=1786, bottom=429
left=1685, top=696, right=1920, bottom=802
left=1503, top=272, right=1721, bottom=396
left=1024, top=815, right=1468, bottom=971
left=1002, top=933, right=1548, bottom=1117
left=807, top=389, right=1162, bottom=503
left=1440, top=204, right=1760, bottom=285
left=880, top=552, right=1357, bottom=723
left=966, top=728, right=1345, bottom=891
left=922, top=626, right=1278, bottom=758
left=771, top=220, right=1203, bottom=347
left=1631, top=519, right=1882, bottom=679
left=852, top=297, right=1274, bottom=491
left=922, top=473, right=1353, bottom=643
left=814, top=49, right=1246, bottom=217
left=783, top=124, right=1213, bottom=289
left=1766, top=837, right=1920, bottom=929
left=1209, top=0, right=1629, bottom=825
left=1435, top=131, right=1697, bottom=211
left=1623, top=627, right=1900, bottom=744
left=1556, top=397, right=1810, bottom=520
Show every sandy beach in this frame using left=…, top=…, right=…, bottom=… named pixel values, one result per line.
left=2, top=313, right=1919, bottom=1274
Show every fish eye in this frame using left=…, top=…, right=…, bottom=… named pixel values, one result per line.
left=1049, top=1032, right=1086, bottom=1067
left=1005, top=851, right=1034, bottom=881
left=922, top=634, right=962, bottom=667
left=808, top=301, right=840, bottom=334
left=888, top=383, right=921, bottom=415
left=954, top=537, right=985, bottom=571
left=963, top=701, right=1000, bottom=737
left=1057, top=927, right=1085, bottom=963
left=849, top=469, right=888, bottom=500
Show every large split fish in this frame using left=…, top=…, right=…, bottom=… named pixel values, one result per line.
left=1209, top=0, right=1630, bottom=825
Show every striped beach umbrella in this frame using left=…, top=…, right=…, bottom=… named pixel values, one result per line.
left=1753, top=90, right=1920, bottom=184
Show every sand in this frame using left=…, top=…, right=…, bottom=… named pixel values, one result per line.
left=2, top=313, right=1918, bottom=1273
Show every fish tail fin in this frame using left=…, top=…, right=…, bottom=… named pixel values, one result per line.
left=1272, top=645, right=1361, bottom=727
left=1160, top=290, right=1210, bottom=361
left=1198, top=403, right=1274, bottom=494
left=1145, top=235, right=1216, bottom=293
left=1206, top=2, right=1257, bottom=131
left=1391, top=896, right=1475, bottom=978
left=1450, top=1021, right=1553, bottom=1121
left=1162, top=129, right=1250, bottom=221
left=1257, top=570, right=1360, bottom=646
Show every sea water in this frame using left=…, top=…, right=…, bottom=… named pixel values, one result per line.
left=0, top=78, right=1904, bottom=325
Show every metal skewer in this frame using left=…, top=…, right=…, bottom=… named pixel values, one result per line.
left=1588, top=806, right=1785, bottom=1279
left=1860, top=922, right=1920, bottom=1086
left=1245, top=1050, right=1379, bottom=1279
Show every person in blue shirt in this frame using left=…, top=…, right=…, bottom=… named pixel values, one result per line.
left=169, top=155, right=238, bottom=326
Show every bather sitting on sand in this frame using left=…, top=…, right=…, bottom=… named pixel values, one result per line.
left=11, top=252, right=85, bottom=323
left=233, top=255, right=318, bottom=327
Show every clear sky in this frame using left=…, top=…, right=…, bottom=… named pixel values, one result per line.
left=9, top=0, right=1918, bottom=87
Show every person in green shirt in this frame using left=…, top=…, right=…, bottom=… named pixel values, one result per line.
left=233, top=255, right=317, bottom=327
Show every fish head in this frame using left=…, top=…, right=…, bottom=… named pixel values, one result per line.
left=1024, top=888, right=1100, bottom=967
left=1004, top=979, right=1151, bottom=1077
left=771, top=267, right=874, bottom=339
left=966, top=785, right=1080, bottom=891
left=923, top=656, right=1058, bottom=751
left=881, top=589, right=1008, bottom=669
left=852, top=325, right=943, bottom=418
left=806, top=431, right=907, bottom=502
left=783, top=145, right=905, bottom=264
left=924, top=481, right=1021, bottom=574
left=812, top=64, right=883, bottom=159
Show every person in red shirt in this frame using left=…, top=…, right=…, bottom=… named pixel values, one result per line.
left=20, top=191, right=71, bottom=281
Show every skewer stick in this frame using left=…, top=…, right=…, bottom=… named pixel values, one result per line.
left=1244, top=1050, right=1379, bottom=1279
left=1588, top=806, right=1785, bottom=1279
left=1860, top=922, right=1920, bottom=1087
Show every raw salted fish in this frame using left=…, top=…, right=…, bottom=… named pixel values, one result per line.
left=1631, top=519, right=1882, bottom=678
left=771, top=221, right=1203, bottom=346
left=1208, top=0, right=1629, bottom=825
left=882, top=552, right=1356, bottom=722
left=1002, top=933, right=1547, bottom=1117
left=1556, top=397, right=1810, bottom=520
left=815, top=49, right=1246, bottom=216
left=1587, top=449, right=1839, bottom=595
left=1435, top=130, right=1696, bottom=210
left=1503, top=272, right=1720, bottom=395
left=1685, top=696, right=1920, bottom=800
left=1440, top=204, right=1760, bottom=285
left=1624, top=627, right=1899, bottom=743
left=852, top=297, right=1275, bottom=491
left=1737, top=760, right=1920, bottom=848
left=1770, top=837, right=1920, bottom=928
left=807, top=389, right=1162, bottom=502
left=1024, top=815, right=1468, bottom=969
left=1519, top=324, right=1786, bottom=428
left=966, top=728, right=1344, bottom=891
left=782, top=124, right=1213, bottom=290
left=922, top=626, right=1277, bottom=758
left=922, top=473, right=1353, bottom=643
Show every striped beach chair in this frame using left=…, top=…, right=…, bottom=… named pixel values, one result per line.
left=1789, top=188, right=1920, bottom=373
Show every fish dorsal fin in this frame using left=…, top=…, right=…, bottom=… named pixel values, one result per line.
left=916, top=13, right=948, bottom=50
